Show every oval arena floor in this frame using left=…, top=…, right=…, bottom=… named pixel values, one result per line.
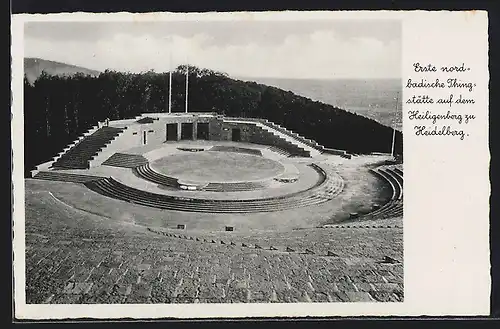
left=25, top=141, right=403, bottom=304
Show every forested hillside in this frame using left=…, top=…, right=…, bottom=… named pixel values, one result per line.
left=24, top=57, right=101, bottom=84
left=24, top=65, right=402, bottom=176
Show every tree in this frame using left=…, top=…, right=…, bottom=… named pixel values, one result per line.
left=23, top=65, right=403, bottom=175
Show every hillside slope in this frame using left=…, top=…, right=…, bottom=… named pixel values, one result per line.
left=240, top=77, right=402, bottom=131
left=24, top=57, right=101, bottom=84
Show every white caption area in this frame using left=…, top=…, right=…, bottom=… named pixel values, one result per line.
left=403, top=11, right=490, bottom=315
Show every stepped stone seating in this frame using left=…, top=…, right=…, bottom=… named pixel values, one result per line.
left=340, top=153, right=352, bottom=159
left=253, top=126, right=310, bottom=157
left=260, top=119, right=351, bottom=158
left=385, top=169, right=403, bottom=199
left=376, top=168, right=402, bottom=200
left=354, top=166, right=404, bottom=221
left=33, top=171, right=103, bottom=183
left=135, top=165, right=276, bottom=193
left=157, top=224, right=402, bottom=267
left=261, top=120, right=325, bottom=153
left=358, top=200, right=403, bottom=221
left=393, top=165, right=403, bottom=177
left=267, top=146, right=292, bottom=157
left=132, top=164, right=179, bottom=188
left=227, top=117, right=333, bottom=157
left=52, top=126, right=125, bottom=169
left=102, top=153, right=149, bottom=168
left=312, top=164, right=345, bottom=199
left=133, top=158, right=318, bottom=193
left=25, top=194, right=403, bottom=304
left=203, top=180, right=271, bottom=192
left=84, top=163, right=344, bottom=213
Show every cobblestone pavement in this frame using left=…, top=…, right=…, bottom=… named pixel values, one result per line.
left=25, top=192, right=403, bottom=304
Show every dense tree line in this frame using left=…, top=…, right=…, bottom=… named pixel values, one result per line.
left=24, top=65, right=402, bottom=176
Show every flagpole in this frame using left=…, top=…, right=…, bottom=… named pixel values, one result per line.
left=391, top=127, right=396, bottom=158
left=168, top=52, right=172, bottom=114
left=185, top=60, right=189, bottom=114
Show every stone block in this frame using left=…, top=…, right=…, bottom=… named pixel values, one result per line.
left=63, top=282, right=94, bottom=295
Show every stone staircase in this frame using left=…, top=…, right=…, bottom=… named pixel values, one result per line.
left=255, top=122, right=323, bottom=157
left=222, top=119, right=320, bottom=158
left=102, top=153, right=149, bottom=168
left=132, top=164, right=179, bottom=188
left=51, top=127, right=126, bottom=170
left=32, top=171, right=103, bottom=184
left=29, top=124, right=102, bottom=177
left=260, top=120, right=325, bottom=155
left=257, top=119, right=353, bottom=159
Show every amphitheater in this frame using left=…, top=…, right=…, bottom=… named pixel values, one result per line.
left=25, top=112, right=403, bottom=304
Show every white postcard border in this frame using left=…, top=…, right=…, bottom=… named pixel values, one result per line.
left=12, top=10, right=490, bottom=319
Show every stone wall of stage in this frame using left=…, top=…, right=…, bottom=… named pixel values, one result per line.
left=89, top=113, right=309, bottom=167
left=102, top=114, right=259, bottom=145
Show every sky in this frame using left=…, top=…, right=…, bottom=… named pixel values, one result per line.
left=24, top=20, right=401, bottom=80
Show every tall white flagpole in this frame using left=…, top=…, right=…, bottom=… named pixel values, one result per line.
left=168, top=52, right=172, bottom=114
left=391, top=127, right=396, bottom=158
left=185, top=60, right=189, bottom=113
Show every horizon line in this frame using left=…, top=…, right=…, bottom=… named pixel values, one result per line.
left=25, top=56, right=401, bottom=81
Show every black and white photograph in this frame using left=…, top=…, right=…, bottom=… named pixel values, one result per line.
left=20, top=14, right=404, bottom=307
left=11, top=8, right=494, bottom=320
